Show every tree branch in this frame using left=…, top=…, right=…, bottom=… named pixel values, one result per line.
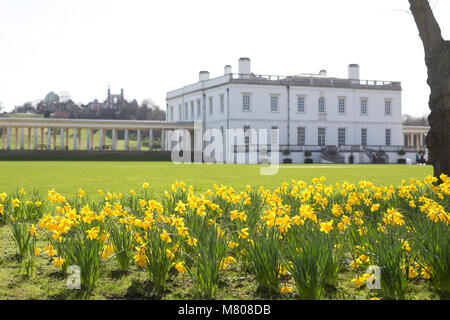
left=409, top=0, right=443, bottom=56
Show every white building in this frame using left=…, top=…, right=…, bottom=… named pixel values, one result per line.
left=166, top=57, right=404, bottom=164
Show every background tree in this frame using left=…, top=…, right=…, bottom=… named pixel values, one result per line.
left=409, top=0, right=450, bottom=179
left=402, top=114, right=429, bottom=126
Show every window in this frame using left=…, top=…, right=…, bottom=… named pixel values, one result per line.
left=169, top=106, right=173, bottom=121
left=318, top=127, right=326, bottom=146
left=242, top=94, right=251, bottom=111
left=297, top=96, right=305, bottom=113
left=178, top=105, right=182, bottom=121
left=270, top=95, right=279, bottom=112
left=385, top=99, right=392, bottom=116
left=271, top=126, right=278, bottom=145
left=318, top=97, right=325, bottom=113
left=209, top=97, right=213, bottom=116
left=385, top=129, right=391, bottom=146
left=338, top=98, right=345, bottom=114
left=338, top=128, right=346, bottom=145
left=361, top=128, right=367, bottom=146
left=361, top=98, right=368, bottom=115
left=297, top=127, right=306, bottom=146
left=244, top=125, right=250, bottom=145
left=184, top=103, right=189, bottom=120
left=220, top=94, right=224, bottom=113
left=197, top=100, right=201, bottom=118
left=190, top=101, right=194, bottom=119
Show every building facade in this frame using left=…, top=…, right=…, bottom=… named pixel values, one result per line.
left=166, top=57, right=405, bottom=164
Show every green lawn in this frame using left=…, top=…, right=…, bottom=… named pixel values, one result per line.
left=0, top=161, right=444, bottom=300
left=0, top=162, right=433, bottom=196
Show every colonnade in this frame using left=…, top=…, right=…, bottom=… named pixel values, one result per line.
left=0, top=127, right=163, bottom=151
left=0, top=118, right=197, bottom=152
left=403, top=132, right=427, bottom=148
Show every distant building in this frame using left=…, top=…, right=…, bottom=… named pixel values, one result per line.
left=105, top=87, right=125, bottom=109
left=86, top=87, right=126, bottom=111
left=166, top=57, right=405, bottom=164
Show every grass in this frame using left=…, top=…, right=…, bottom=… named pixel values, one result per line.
left=0, top=162, right=441, bottom=300
left=0, top=220, right=446, bottom=300
left=0, top=162, right=432, bottom=196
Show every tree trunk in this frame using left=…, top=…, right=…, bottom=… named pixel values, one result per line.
left=409, top=0, right=450, bottom=181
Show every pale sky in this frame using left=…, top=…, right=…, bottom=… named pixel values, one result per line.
left=1, top=0, right=449, bottom=116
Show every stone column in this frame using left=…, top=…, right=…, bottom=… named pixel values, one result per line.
left=60, top=127, right=64, bottom=150
left=15, top=127, right=18, bottom=150
left=90, top=129, right=94, bottom=150
left=149, top=129, right=153, bottom=151
left=65, top=128, right=69, bottom=149
left=86, top=128, right=91, bottom=150
left=124, top=129, right=129, bottom=151
left=6, top=127, right=11, bottom=150
left=1, top=128, right=5, bottom=150
left=47, top=127, right=52, bottom=150
left=53, top=128, right=57, bottom=150
left=137, top=129, right=141, bottom=151
left=99, top=128, right=103, bottom=151
left=73, top=128, right=78, bottom=150
left=27, top=128, right=31, bottom=150
left=41, top=128, right=44, bottom=149
left=161, top=129, right=165, bottom=151
left=34, top=128, right=38, bottom=150
left=20, top=127, right=24, bottom=150
left=112, top=128, right=116, bottom=151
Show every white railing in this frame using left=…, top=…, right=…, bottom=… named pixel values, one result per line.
left=166, top=73, right=401, bottom=99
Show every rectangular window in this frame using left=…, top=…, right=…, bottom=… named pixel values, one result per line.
left=169, top=106, right=173, bottom=121
left=220, top=94, right=224, bottom=113
left=338, top=98, right=345, bottom=114
left=197, top=100, right=201, bottom=118
left=297, top=96, right=305, bottom=113
left=209, top=97, right=213, bottom=116
left=190, top=101, right=194, bottom=119
left=184, top=103, right=189, bottom=120
left=385, top=99, right=392, bottom=116
left=178, top=105, right=182, bottom=121
left=361, top=98, right=368, bottom=115
left=297, top=127, right=306, bottom=146
left=385, top=129, right=391, bottom=146
left=338, top=128, right=346, bottom=145
left=271, top=126, right=278, bottom=145
left=361, top=128, right=367, bottom=146
left=242, top=94, right=251, bottom=111
left=270, top=95, right=279, bottom=112
left=318, top=127, right=326, bottom=146
left=319, top=97, right=325, bottom=113
left=244, top=125, right=250, bottom=145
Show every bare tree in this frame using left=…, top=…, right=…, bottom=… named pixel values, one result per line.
left=409, top=0, right=450, bottom=179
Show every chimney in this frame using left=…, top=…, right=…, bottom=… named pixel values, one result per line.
left=239, top=57, right=251, bottom=78
left=224, top=65, right=232, bottom=75
left=199, top=71, right=210, bottom=82
left=348, top=64, right=360, bottom=80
